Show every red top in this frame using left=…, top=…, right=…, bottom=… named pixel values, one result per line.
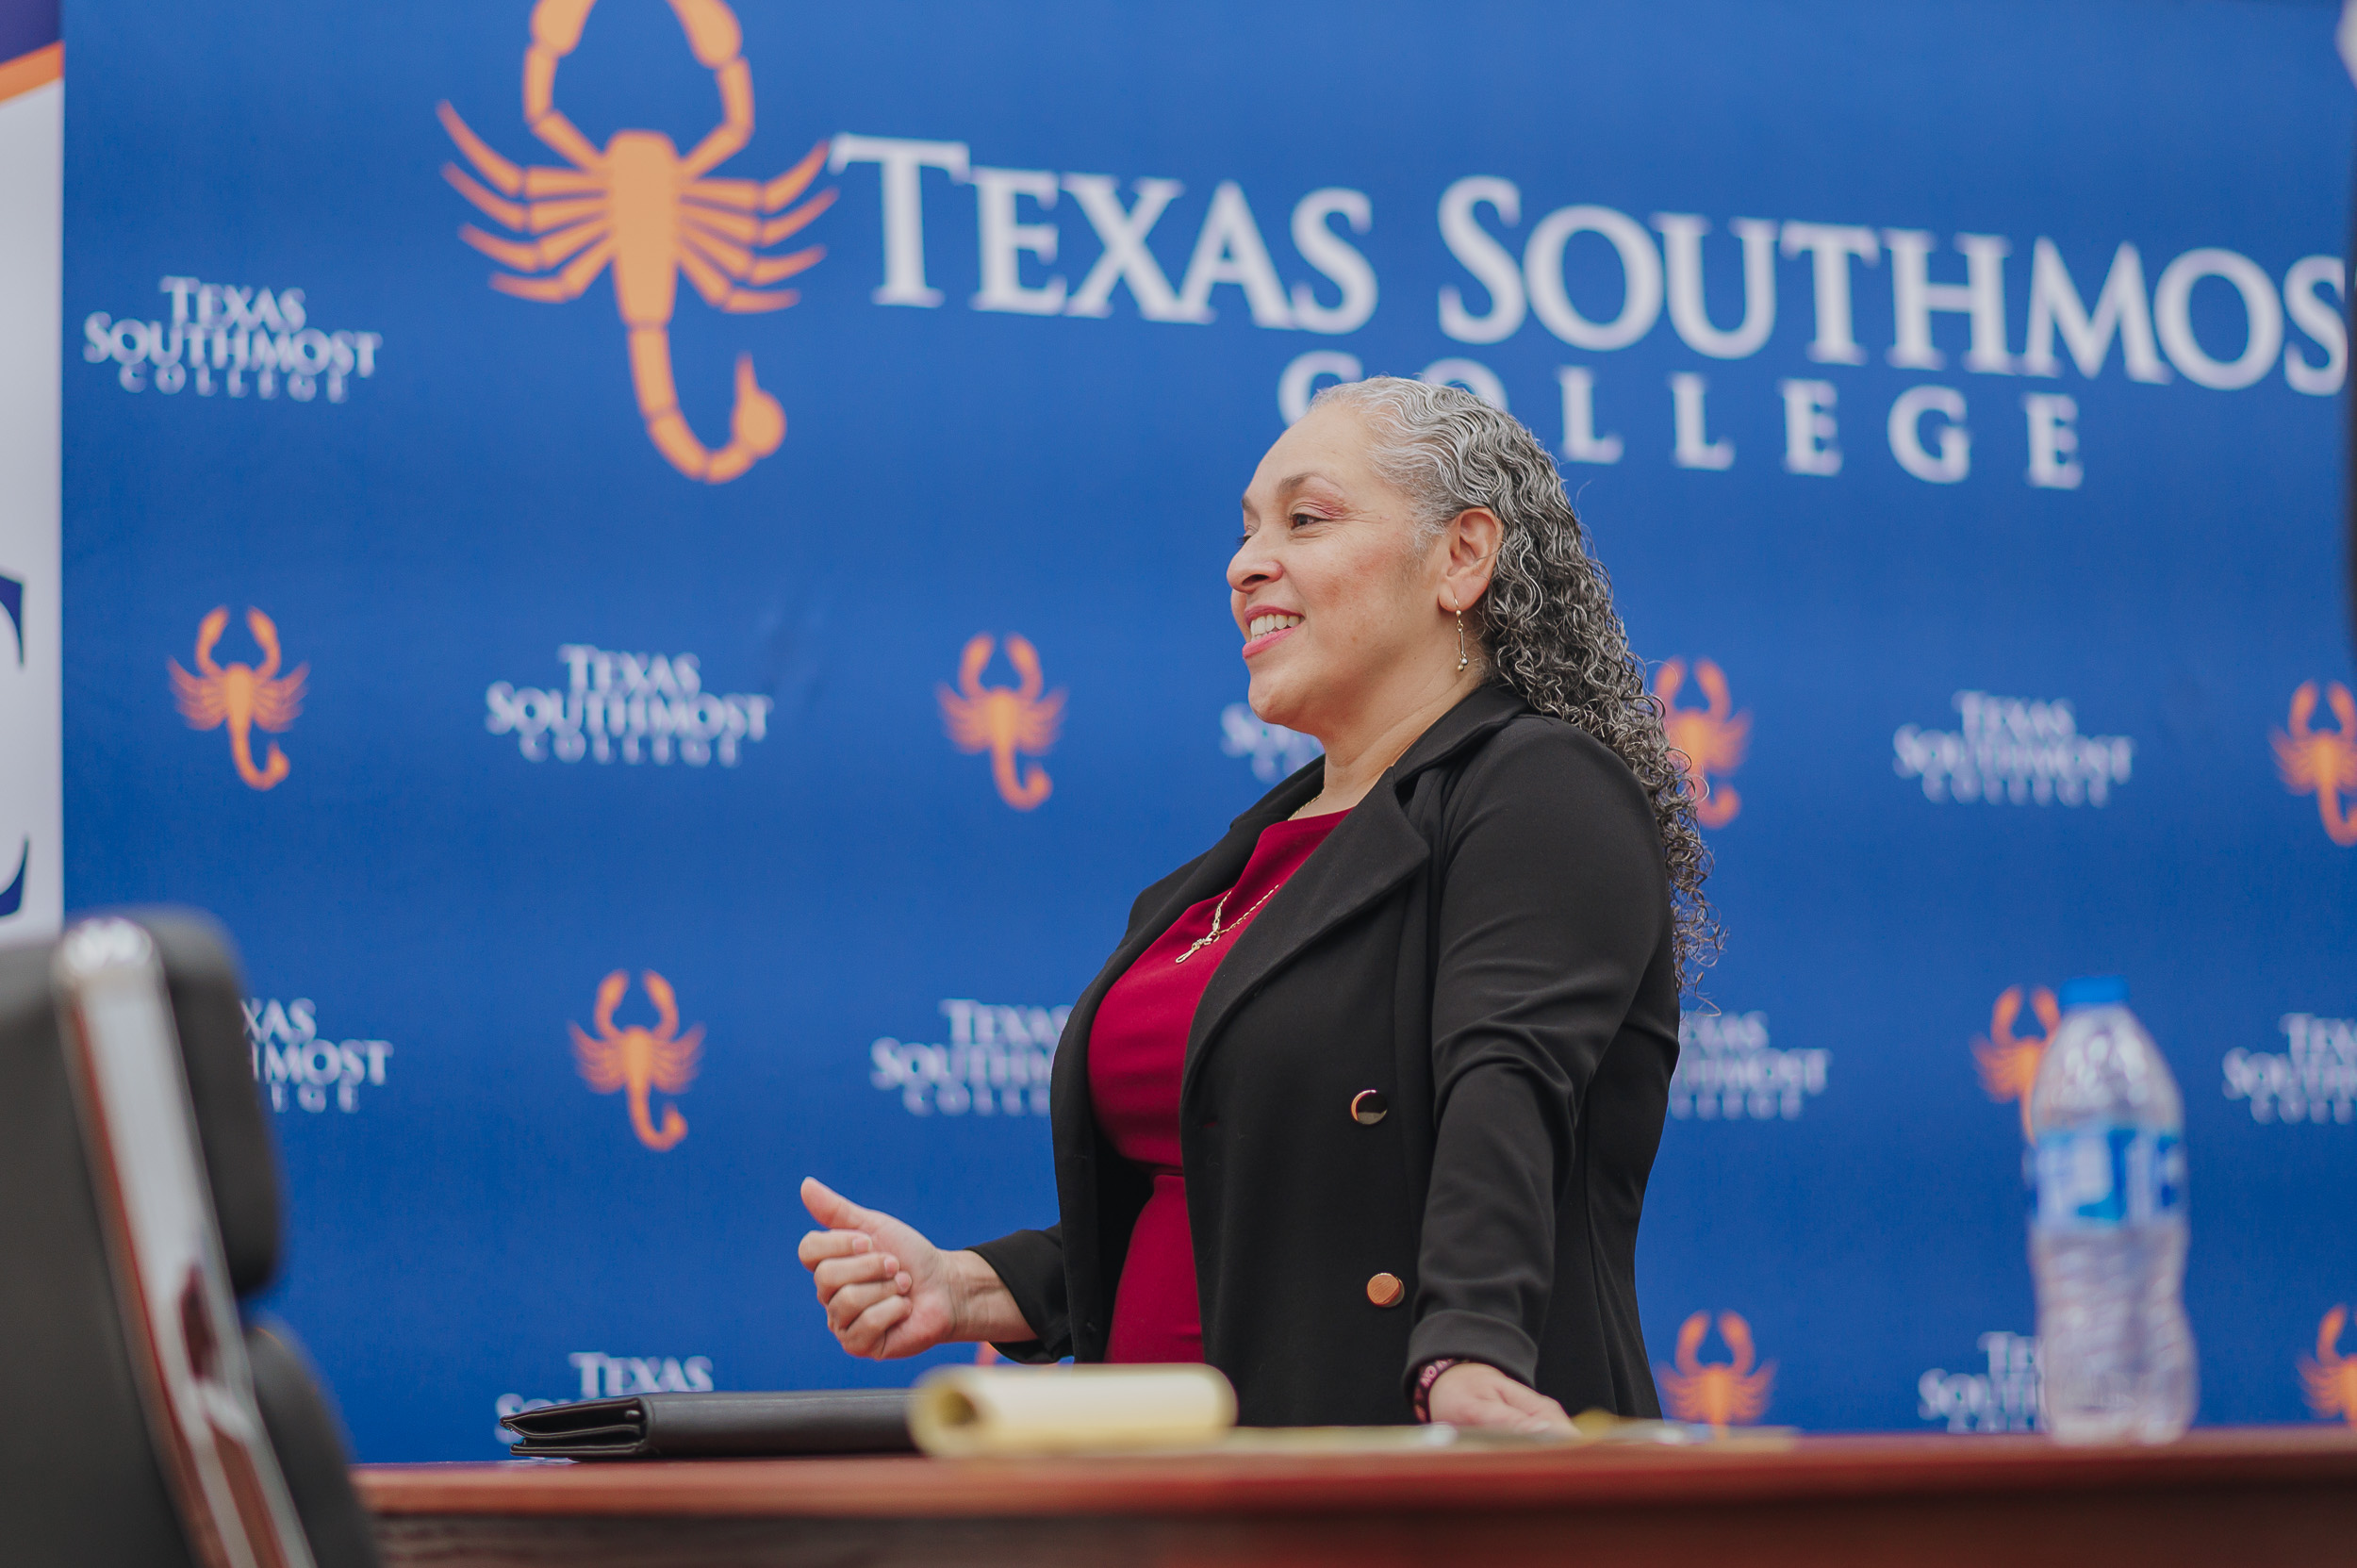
left=1087, top=811, right=1346, bottom=1363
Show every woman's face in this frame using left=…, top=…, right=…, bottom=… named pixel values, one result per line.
left=1229, top=404, right=1454, bottom=739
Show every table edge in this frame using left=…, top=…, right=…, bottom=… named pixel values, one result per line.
left=355, top=1428, right=2357, bottom=1520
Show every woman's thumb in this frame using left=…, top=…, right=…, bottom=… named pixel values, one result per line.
left=800, top=1176, right=863, bottom=1230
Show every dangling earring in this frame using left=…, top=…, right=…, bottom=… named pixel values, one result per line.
left=1455, top=607, right=1468, bottom=672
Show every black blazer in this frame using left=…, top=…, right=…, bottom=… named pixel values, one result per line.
left=971, top=684, right=1680, bottom=1426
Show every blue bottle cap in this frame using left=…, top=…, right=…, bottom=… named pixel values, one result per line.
left=2058, top=974, right=2130, bottom=1010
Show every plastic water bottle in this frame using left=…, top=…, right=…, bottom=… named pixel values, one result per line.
left=2027, top=976, right=2196, bottom=1444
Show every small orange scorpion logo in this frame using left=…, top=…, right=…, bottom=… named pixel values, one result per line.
left=939, top=635, right=1065, bottom=812
left=2272, top=681, right=2357, bottom=848
left=2299, top=1305, right=2357, bottom=1426
left=1654, top=657, right=1751, bottom=829
left=438, top=0, right=834, bottom=483
left=169, top=607, right=307, bottom=791
left=1657, top=1310, right=1775, bottom=1430
left=1974, top=984, right=2061, bottom=1141
left=570, top=969, right=703, bottom=1151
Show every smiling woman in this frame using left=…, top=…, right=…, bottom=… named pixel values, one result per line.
left=799, top=377, right=1715, bottom=1432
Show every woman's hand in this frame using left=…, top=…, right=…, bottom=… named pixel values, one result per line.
left=1426, top=1361, right=1575, bottom=1434
left=796, top=1177, right=1031, bottom=1358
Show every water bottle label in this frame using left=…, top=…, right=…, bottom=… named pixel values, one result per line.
left=2032, top=1128, right=2184, bottom=1228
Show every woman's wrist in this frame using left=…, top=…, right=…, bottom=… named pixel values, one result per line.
left=1411, top=1358, right=1466, bottom=1423
left=946, top=1248, right=1036, bottom=1344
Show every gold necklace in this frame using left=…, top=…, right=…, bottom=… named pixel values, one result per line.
left=1173, top=883, right=1283, bottom=965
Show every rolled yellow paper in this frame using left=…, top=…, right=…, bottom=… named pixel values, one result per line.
left=909, top=1364, right=1238, bottom=1457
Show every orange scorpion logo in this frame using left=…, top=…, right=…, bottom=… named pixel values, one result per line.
left=570, top=969, right=703, bottom=1151
left=1654, top=657, right=1750, bottom=829
left=1657, top=1310, right=1775, bottom=1430
left=2272, top=681, right=2357, bottom=848
left=169, top=607, right=307, bottom=792
left=938, top=634, right=1065, bottom=812
left=1974, top=984, right=2061, bottom=1141
left=2299, top=1305, right=2357, bottom=1427
left=438, top=0, right=834, bottom=483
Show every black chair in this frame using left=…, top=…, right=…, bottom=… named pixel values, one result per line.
left=0, top=910, right=379, bottom=1568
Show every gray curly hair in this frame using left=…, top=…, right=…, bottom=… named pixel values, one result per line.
left=1310, top=375, right=1720, bottom=991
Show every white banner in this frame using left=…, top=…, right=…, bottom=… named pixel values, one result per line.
left=0, top=58, right=63, bottom=942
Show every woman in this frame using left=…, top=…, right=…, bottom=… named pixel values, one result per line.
left=799, top=377, right=1713, bottom=1431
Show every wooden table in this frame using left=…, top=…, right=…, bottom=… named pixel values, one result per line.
left=358, top=1425, right=2357, bottom=1568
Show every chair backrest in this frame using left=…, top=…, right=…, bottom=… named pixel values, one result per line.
left=0, top=910, right=379, bottom=1568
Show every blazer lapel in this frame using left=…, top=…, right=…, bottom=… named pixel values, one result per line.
left=1054, top=762, right=1325, bottom=1102
left=1181, top=685, right=1531, bottom=1102
left=1182, top=792, right=1426, bottom=1103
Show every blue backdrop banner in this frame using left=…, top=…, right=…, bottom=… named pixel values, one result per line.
left=61, top=0, right=2357, bottom=1458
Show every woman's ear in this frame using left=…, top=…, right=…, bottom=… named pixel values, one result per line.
left=1443, top=507, right=1502, bottom=611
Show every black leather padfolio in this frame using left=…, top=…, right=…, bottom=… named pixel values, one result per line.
left=501, top=1390, right=915, bottom=1459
